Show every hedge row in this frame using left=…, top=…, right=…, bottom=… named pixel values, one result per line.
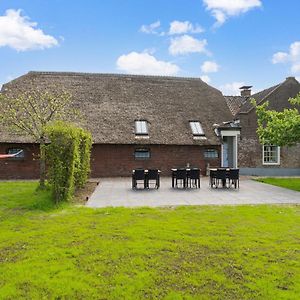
left=45, top=121, right=92, bottom=203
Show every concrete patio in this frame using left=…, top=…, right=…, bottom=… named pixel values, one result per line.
left=86, top=177, right=300, bottom=208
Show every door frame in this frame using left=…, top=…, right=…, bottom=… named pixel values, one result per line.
left=220, top=129, right=240, bottom=168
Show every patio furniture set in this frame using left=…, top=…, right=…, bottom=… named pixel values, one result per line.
left=209, top=168, right=240, bottom=189
left=132, top=167, right=239, bottom=190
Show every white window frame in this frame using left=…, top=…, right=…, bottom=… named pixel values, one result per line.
left=262, top=145, right=280, bottom=165
left=135, top=120, right=148, bottom=136
left=189, top=121, right=205, bottom=136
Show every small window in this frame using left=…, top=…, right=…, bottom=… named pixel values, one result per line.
left=7, top=148, right=25, bottom=159
left=135, top=120, right=148, bottom=135
left=134, top=149, right=150, bottom=160
left=204, top=149, right=218, bottom=159
left=189, top=121, right=205, bottom=136
left=263, top=145, right=280, bottom=165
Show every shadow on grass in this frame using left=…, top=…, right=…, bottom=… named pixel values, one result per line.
left=0, top=181, right=67, bottom=213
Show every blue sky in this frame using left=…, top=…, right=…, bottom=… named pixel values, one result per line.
left=0, top=0, right=300, bottom=95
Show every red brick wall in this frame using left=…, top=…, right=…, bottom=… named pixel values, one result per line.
left=0, top=143, right=220, bottom=179
left=91, top=144, right=220, bottom=177
left=0, top=143, right=40, bottom=179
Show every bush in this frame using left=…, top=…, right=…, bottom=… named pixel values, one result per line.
left=45, top=121, right=92, bottom=203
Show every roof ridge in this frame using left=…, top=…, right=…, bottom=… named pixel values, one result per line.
left=27, top=71, right=206, bottom=82
left=239, top=82, right=283, bottom=114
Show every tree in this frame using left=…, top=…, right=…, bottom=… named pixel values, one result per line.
left=0, top=87, right=78, bottom=188
left=45, top=121, right=92, bottom=203
left=252, top=93, right=300, bottom=147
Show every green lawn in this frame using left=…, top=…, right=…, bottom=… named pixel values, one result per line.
left=0, top=182, right=299, bottom=299
left=255, top=177, right=300, bottom=192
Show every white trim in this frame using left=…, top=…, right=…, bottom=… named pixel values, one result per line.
left=220, top=130, right=239, bottom=168
left=262, top=145, right=280, bottom=165
left=221, top=143, right=224, bottom=167
left=220, top=129, right=240, bottom=137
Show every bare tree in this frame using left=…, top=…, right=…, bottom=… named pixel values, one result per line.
left=0, top=87, right=78, bottom=188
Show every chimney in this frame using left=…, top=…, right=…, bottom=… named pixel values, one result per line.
left=239, top=85, right=252, bottom=97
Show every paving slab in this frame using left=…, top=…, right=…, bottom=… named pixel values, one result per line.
left=86, top=177, right=300, bottom=208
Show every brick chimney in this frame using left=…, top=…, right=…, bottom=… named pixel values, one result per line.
left=239, top=86, right=252, bottom=97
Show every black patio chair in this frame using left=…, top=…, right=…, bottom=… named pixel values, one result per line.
left=216, top=168, right=227, bottom=188
left=132, top=169, right=146, bottom=189
left=175, top=168, right=187, bottom=188
left=228, top=168, right=239, bottom=189
left=146, top=169, right=160, bottom=189
left=188, top=168, right=201, bottom=188
left=209, top=169, right=217, bottom=187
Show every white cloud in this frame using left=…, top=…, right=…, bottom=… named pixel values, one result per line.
left=116, top=51, right=179, bottom=76
left=200, top=75, right=211, bottom=83
left=272, top=52, right=289, bottom=64
left=219, top=81, right=245, bottom=95
left=169, top=20, right=204, bottom=35
left=201, top=61, right=219, bottom=73
left=0, top=9, right=58, bottom=51
left=169, top=35, right=208, bottom=56
left=203, top=0, right=262, bottom=27
left=140, top=21, right=161, bottom=34
left=296, top=77, right=300, bottom=82
left=272, top=41, right=300, bottom=74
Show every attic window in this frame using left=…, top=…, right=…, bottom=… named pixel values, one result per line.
left=189, top=121, right=205, bottom=136
left=135, top=120, right=148, bottom=136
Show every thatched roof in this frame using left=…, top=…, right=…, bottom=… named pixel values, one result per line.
left=224, top=95, right=248, bottom=116
left=0, top=71, right=234, bottom=145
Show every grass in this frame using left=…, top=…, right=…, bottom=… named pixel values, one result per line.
left=0, top=182, right=299, bottom=299
left=255, top=177, right=300, bottom=192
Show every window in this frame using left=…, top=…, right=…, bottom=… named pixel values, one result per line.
left=7, top=148, right=25, bottom=159
left=134, top=149, right=150, bottom=160
left=263, top=145, right=280, bottom=165
left=189, top=121, right=205, bottom=136
left=204, top=149, right=218, bottom=158
left=135, top=120, right=148, bottom=136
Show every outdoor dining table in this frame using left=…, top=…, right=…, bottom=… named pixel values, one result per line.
left=132, top=169, right=161, bottom=174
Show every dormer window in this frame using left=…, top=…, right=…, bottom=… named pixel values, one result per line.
left=135, top=120, right=148, bottom=136
left=189, top=121, right=205, bottom=136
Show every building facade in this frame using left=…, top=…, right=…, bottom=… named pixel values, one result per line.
left=0, top=72, right=229, bottom=179
left=0, top=72, right=299, bottom=179
left=225, top=77, right=300, bottom=176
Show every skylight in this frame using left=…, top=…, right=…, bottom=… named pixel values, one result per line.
left=135, top=120, right=148, bottom=135
left=189, top=121, right=205, bottom=136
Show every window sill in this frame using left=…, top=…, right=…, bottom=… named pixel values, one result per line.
left=135, top=135, right=149, bottom=139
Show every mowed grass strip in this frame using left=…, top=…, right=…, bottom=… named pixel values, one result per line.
left=0, top=182, right=299, bottom=299
left=255, top=177, right=300, bottom=192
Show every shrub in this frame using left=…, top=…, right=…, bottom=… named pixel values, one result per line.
left=45, top=121, right=92, bottom=203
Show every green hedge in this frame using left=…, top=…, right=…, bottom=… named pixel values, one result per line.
left=45, top=121, right=92, bottom=203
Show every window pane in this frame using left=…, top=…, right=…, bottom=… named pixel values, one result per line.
left=134, top=149, right=150, bottom=160
left=204, top=149, right=218, bottom=158
left=135, top=121, right=148, bottom=135
left=263, top=145, right=279, bottom=164
left=190, top=121, right=204, bottom=136
left=7, top=148, right=24, bottom=158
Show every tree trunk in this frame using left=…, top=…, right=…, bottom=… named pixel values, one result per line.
left=39, top=138, right=46, bottom=189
